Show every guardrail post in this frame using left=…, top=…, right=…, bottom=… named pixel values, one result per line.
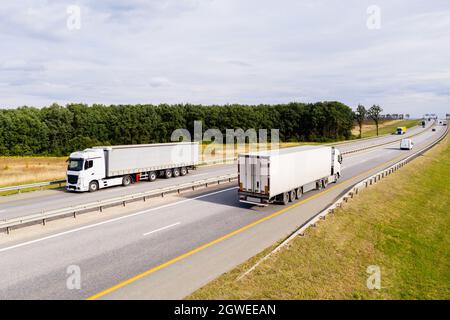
left=42, top=219, right=46, bottom=226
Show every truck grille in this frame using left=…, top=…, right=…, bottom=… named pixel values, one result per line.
left=67, top=175, right=78, bottom=184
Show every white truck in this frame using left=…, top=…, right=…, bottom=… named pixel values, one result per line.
left=400, top=139, right=414, bottom=150
left=238, top=146, right=343, bottom=206
left=66, top=142, right=199, bottom=192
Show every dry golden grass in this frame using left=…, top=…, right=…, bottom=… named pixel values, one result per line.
left=0, top=157, right=67, bottom=187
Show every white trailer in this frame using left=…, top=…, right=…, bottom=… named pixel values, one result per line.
left=238, top=146, right=343, bottom=206
left=66, top=142, right=199, bottom=192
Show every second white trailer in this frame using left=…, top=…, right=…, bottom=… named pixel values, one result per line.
left=238, top=146, right=343, bottom=205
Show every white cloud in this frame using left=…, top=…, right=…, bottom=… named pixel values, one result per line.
left=0, top=0, right=449, bottom=117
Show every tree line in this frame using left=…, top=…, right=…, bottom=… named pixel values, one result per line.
left=0, top=102, right=355, bottom=156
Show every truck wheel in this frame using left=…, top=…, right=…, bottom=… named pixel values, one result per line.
left=289, top=190, right=296, bottom=202
left=296, top=188, right=302, bottom=199
left=148, top=171, right=157, bottom=182
left=173, top=167, right=180, bottom=177
left=180, top=167, right=188, bottom=176
left=164, top=169, right=173, bottom=179
left=88, top=181, right=99, bottom=192
left=322, top=179, right=328, bottom=189
left=316, top=181, right=322, bottom=190
left=122, top=175, right=132, bottom=186
left=334, top=173, right=339, bottom=183
left=282, top=192, right=289, bottom=205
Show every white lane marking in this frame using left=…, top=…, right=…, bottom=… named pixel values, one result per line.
left=143, top=222, right=181, bottom=236
left=0, top=186, right=238, bottom=254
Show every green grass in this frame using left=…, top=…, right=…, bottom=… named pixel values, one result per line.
left=189, top=134, right=450, bottom=300
left=361, top=120, right=419, bottom=138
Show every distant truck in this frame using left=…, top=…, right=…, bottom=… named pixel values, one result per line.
left=238, top=146, right=343, bottom=206
left=421, top=120, right=426, bottom=128
left=66, top=142, right=199, bottom=192
left=396, top=127, right=407, bottom=135
left=400, top=139, right=414, bottom=150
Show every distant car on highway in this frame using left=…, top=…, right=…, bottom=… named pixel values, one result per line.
left=400, top=139, right=414, bottom=150
left=432, top=128, right=437, bottom=132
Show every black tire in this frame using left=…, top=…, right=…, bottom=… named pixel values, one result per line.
left=180, top=167, right=188, bottom=176
left=88, top=181, right=99, bottom=193
left=122, top=175, right=132, bottom=187
left=281, top=192, right=289, bottom=205
left=148, top=171, right=157, bottom=182
left=289, top=190, right=296, bottom=202
left=164, top=169, right=173, bottom=179
left=173, top=167, right=180, bottom=178
left=296, top=188, right=302, bottom=199
left=322, top=179, right=328, bottom=189
left=316, top=180, right=322, bottom=190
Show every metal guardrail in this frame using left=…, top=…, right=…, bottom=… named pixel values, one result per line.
left=238, top=124, right=448, bottom=279
left=0, top=173, right=238, bottom=233
left=0, top=180, right=66, bottom=193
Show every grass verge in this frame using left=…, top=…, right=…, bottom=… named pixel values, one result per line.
left=354, top=119, right=419, bottom=138
left=189, top=134, right=450, bottom=300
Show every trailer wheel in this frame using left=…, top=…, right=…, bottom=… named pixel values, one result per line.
left=164, top=169, right=173, bottom=179
left=322, top=179, right=328, bottom=189
left=296, top=188, right=302, bottom=199
left=148, top=171, right=157, bottom=182
left=180, top=167, right=188, bottom=176
left=289, top=190, right=296, bottom=202
left=173, top=167, right=180, bottom=177
left=281, top=192, right=289, bottom=205
left=88, top=181, right=99, bottom=192
left=122, top=175, right=132, bottom=186
left=316, top=180, right=322, bottom=190
left=334, top=173, right=340, bottom=183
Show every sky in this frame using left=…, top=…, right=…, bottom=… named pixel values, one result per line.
left=0, top=0, right=449, bottom=117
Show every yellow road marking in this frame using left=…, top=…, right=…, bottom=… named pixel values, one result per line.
left=87, top=146, right=419, bottom=300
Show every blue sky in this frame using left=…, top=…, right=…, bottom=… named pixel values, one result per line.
left=1, top=0, right=449, bottom=117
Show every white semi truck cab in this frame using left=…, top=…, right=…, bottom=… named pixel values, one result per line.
left=66, top=142, right=199, bottom=192
left=67, top=149, right=107, bottom=192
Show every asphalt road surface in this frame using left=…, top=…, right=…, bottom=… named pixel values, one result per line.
left=0, top=123, right=444, bottom=300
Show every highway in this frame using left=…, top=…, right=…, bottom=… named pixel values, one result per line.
left=0, top=123, right=428, bottom=221
left=0, top=123, right=445, bottom=300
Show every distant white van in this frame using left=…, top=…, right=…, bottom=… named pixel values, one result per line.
left=400, top=139, right=414, bottom=150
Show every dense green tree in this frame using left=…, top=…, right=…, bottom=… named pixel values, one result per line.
left=0, top=102, right=356, bottom=156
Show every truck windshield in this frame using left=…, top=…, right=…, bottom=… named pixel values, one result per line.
left=68, top=159, right=84, bottom=171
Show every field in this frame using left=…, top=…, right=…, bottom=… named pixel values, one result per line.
left=0, top=157, right=67, bottom=188
left=189, top=134, right=450, bottom=299
left=351, top=119, right=419, bottom=138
